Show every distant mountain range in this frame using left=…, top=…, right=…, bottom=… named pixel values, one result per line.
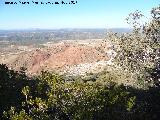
left=0, top=28, right=132, bottom=33
left=0, top=28, right=132, bottom=48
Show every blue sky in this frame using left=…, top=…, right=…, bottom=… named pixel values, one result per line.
left=0, top=0, right=159, bottom=29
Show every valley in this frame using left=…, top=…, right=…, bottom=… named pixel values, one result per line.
left=0, top=28, right=131, bottom=76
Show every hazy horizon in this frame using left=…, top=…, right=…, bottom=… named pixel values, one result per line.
left=0, top=27, right=132, bottom=30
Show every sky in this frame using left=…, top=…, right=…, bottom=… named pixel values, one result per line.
left=0, top=0, right=159, bottom=29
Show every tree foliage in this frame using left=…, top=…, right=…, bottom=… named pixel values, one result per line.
left=0, top=6, right=160, bottom=120
left=108, top=6, right=160, bottom=88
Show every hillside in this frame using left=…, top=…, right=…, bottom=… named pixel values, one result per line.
left=0, top=39, right=115, bottom=75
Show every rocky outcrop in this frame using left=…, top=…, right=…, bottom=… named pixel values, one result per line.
left=0, top=40, right=114, bottom=75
